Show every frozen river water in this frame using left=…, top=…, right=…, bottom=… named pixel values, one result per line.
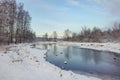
left=36, top=43, right=120, bottom=79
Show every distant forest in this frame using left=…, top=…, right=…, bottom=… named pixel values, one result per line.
left=0, top=0, right=35, bottom=45
left=43, top=22, right=120, bottom=42
left=63, top=23, right=120, bottom=42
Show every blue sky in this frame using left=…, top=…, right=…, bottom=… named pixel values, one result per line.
left=16, top=0, right=120, bottom=37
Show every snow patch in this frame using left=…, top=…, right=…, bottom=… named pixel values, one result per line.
left=0, top=43, right=101, bottom=80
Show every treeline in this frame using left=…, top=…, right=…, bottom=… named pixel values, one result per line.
left=41, top=22, right=120, bottom=42
left=42, top=31, right=58, bottom=41
left=0, top=0, right=35, bottom=45
left=63, top=23, right=120, bottom=42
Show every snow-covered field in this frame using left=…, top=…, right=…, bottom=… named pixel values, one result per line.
left=0, top=43, right=102, bottom=80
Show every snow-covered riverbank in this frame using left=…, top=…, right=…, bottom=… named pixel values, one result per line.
left=60, top=42, right=120, bottom=54
left=0, top=43, right=101, bottom=80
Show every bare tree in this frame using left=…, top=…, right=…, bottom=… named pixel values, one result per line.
left=43, top=33, right=48, bottom=41
left=53, top=31, right=57, bottom=41
left=64, top=29, right=71, bottom=41
left=71, top=32, right=77, bottom=41
left=91, top=27, right=102, bottom=42
left=0, top=0, right=35, bottom=45
left=9, top=0, right=16, bottom=43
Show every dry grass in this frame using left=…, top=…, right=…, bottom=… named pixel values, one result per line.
left=0, top=46, right=6, bottom=52
left=0, top=45, right=9, bottom=52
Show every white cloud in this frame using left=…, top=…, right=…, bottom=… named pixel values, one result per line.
left=66, top=0, right=107, bottom=15
left=36, top=0, right=70, bottom=12
left=66, top=0, right=80, bottom=6
left=44, top=6, right=70, bottom=14
left=106, top=0, right=120, bottom=16
left=90, top=0, right=120, bottom=16
left=88, top=0, right=105, bottom=4
left=66, top=0, right=120, bottom=16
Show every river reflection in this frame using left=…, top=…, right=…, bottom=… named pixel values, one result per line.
left=36, top=44, right=120, bottom=77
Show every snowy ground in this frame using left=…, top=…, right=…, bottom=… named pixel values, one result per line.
left=60, top=42, right=120, bottom=54
left=0, top=43, right=102, bottom=80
